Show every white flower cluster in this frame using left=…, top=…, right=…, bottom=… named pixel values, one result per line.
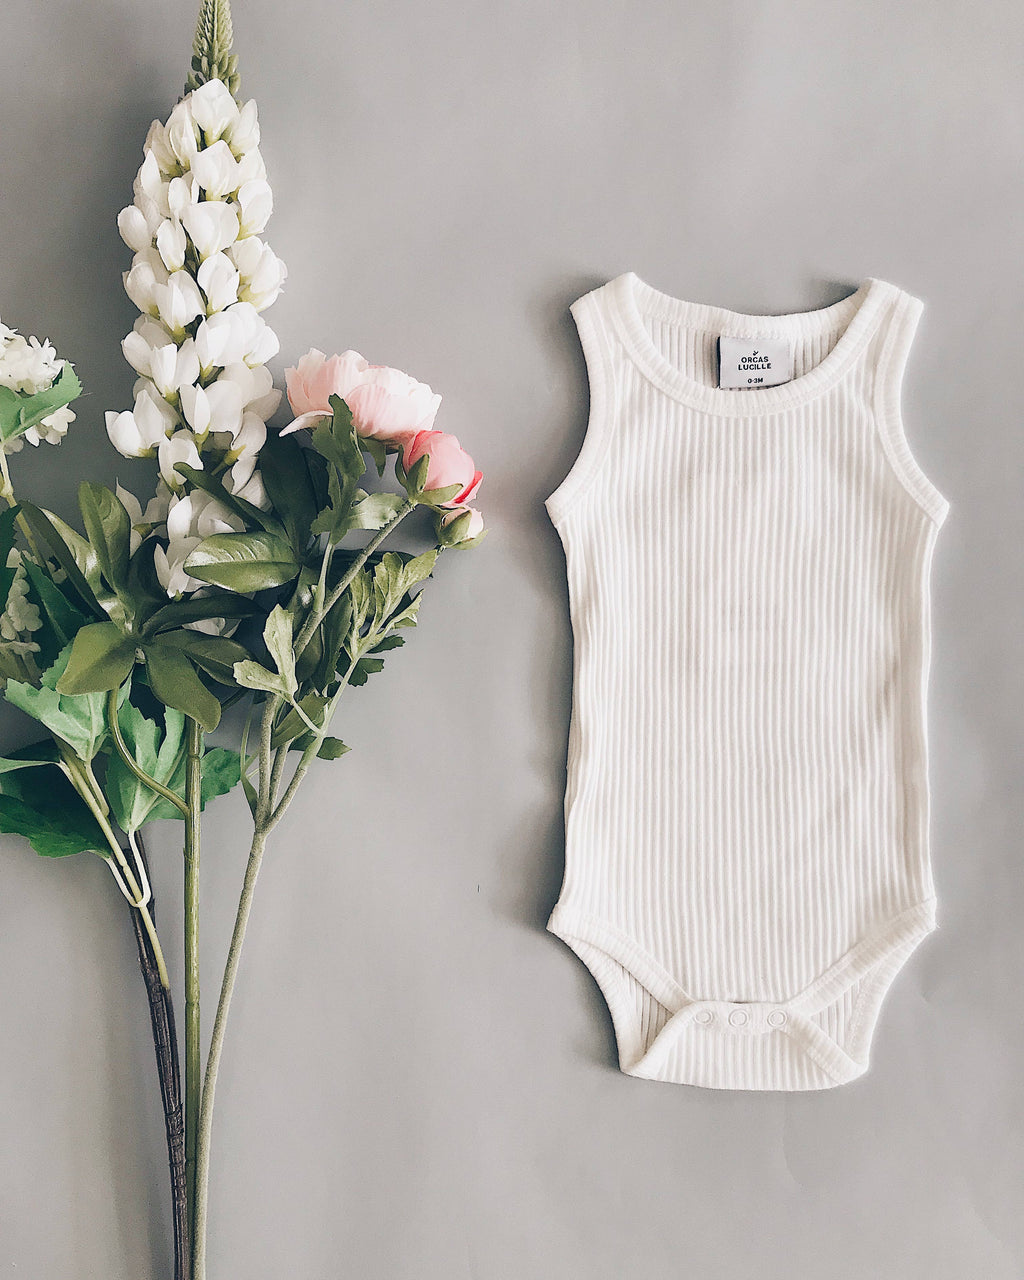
left=0, top=549, right=43, bottom=654
left=0, top=320, right=76, bottom=453
left=106, top=78, right=287, bottom=596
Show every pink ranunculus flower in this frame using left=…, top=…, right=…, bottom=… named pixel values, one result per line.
left=402, top=429, right=482, bottom=507
left=343, top=364, right=441, bottom=444
left=284, top=348, right=368, bottom=418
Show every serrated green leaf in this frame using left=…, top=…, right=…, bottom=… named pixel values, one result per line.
left=0, top=365, right=82, bottom=444
left=105, top=697, right=184, bottom=835
left=0, top=754, right=106, bottom=858
left=184, top=531, right=300, bottom=594
left=262, top=605, right=296, bottom=696
left=145, top=746, right=241, bottom=823
left=144, top=642, right=221, bottom=731
left=316, top=736, right=349, bottom=760
left=232, top=659, right=289, bottom=697
left=346, top=491, right=407, bottom=531
left=361, top=434, right=388, bottom=477
left=57, top=621, right=136, bottom=695
left=5, top=644, right=110, bottom=761
left=349, top=655, right=384, bottom=686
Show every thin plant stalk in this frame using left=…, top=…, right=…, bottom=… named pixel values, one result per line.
left=127, top=835, right=190, bottom=1280
left=183, top=717, right=203, bottom=1250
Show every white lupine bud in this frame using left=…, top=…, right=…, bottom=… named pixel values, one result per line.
left=235, top=150, right=267, bottom=185
left=228, top=465, right=268, bottom=508
left=134, top=383, right=179, bottom=439
left=134, top=192, right=164, bottom=235
left=226, top=99, right=260, bottom=154
left=154, top=539, right=201, bottom=597
left=247, top=321, right=280, bottom=367
left=203, top=379, right=245, bottom=437
left=179, top=383, right=212, bottom=435
left=218, top=362, right=281, bottom=420
left=237, top=180, right=272, bottom=236
left=190, top=79, right=240, bottom=141
left=124, top=259, right=164, bottom=316
left=166, top=101, right=200, bottom=167
left=155, top=271, right=205, bottom=334
left=193, top=490, right=243, bottom=537
left=191, top=140, right=240, bottom=197
left=117, top=205, right=153, bottom=252
left=155, top=218, right=187, bottom=272
left=231, top=240, right=287, bottom=311
left=167, top=173, right=201, bottom=220
left=183, top=202, right=240, bottom=259
left=197, top=252, right=239, bottom=312
left=107, top=410, right=151, bottom=457
left=227, top=411, right=267, bottom=462
left=194, top=313, right=234, bottom=371
left=145, top=120, right=178, bottom=175
left=148, top=340, right=201, bottom=398
left=136, top=151, right=170, bottom=218
left=121, top=317, right=174, bottom=377
left=158, top=430, right=202, bottom=489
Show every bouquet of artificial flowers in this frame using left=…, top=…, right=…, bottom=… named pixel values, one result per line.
left=0, top=4, right=484, bottom=1277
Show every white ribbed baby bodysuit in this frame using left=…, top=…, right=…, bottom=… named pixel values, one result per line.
left=546, top=273, right=949, bottom=1091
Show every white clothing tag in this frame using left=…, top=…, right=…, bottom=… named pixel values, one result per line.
left=718, top=335, right=794, bottom=389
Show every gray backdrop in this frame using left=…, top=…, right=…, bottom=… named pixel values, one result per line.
left=1, top=2, right=1020, bottom=1277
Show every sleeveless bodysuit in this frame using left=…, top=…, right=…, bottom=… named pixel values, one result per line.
left=546, top=274, right=949, bottom=1091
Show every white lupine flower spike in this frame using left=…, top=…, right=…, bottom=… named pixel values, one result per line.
left=109, top=77, right=284, bottom=604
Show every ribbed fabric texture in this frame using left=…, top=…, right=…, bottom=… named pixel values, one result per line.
left=546, top=273, right=950, bottom=1091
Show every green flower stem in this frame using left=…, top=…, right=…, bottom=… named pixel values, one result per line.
left=191, top=694, right=277, bottom=1280
left=59, top=747, right=171, bottom=989
left=107, top=687, right=190, bottom=817
left=183, top=716, right=204, bottom=1254
left=292, top=499, right=415, bottom=661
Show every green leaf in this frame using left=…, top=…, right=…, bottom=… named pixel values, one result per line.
left=361, top=434, right=388, bottom=477
left=232, top=659, right=290, bottom=698
left=184, top=531, right=300, bottom=594
left=0, top=365, right=82, bottom=444
left=418, top=482, right=463, bottom=507
left=22, top=560, right=89, bottom=653
left=346, top=491, right=407, bottom=531
left=105, top=697, right=185, bottom=835
left=175, top=465, right=286, bottom=538
left=20, top=504, right=104, bottom=616
left=0, top=765, right=107, bottom=858
left=152, top=629, right=250, bottom=685
left=5, top=645, right=111, bottom=761
left=78, top=483, right=131, bottom=596
left=0, top=756, right=51, bottom=774
left=262, top=605, right=296, bottom=695
left=144, top=642, right=221, bottom=731
left=142, top=592, right=255, bottom=635
left=260, top=431, right=319, bottom=552
left=57, top=621, right=137, bottom=695
left=316, top=736, right=349, bottom=760
left=349, top=655, right=384, bottom=686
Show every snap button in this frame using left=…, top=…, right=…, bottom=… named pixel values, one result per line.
left=728, top=1009, right=749, bottom=1027
left=694, top=1009, right=714, bottom=1025
left=767, top=1009, right=787, bottom=1027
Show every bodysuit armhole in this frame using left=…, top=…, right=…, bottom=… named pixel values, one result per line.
left=872, top=291, right=951, bottom=527
left=544, top=289, right=617, bottom=523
